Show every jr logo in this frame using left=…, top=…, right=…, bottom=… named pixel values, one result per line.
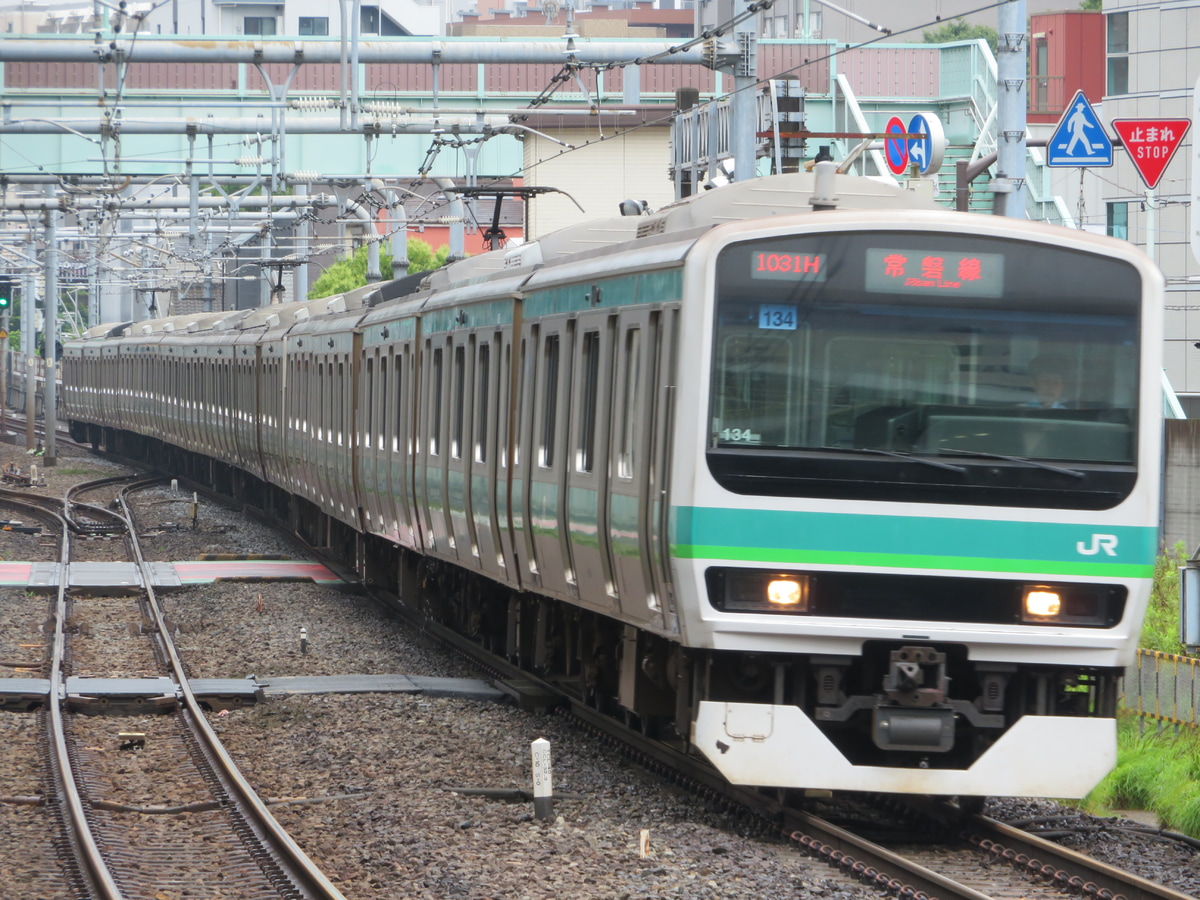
left=1076, top=534, right=1118, bottom=556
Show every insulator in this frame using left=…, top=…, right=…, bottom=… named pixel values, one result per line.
left=235, top=156, right=264, bottom=167
left=365, top=102, right=406, bottom=117
left=289, top=171, right=320, bottom=183
left=290, top=97, right=334, bottom=110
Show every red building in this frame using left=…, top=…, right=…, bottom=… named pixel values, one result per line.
left=1028, top=10, right=1106, bottom=124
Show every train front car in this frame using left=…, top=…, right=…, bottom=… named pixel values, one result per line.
left=676, top=206, right=1163, bottom=799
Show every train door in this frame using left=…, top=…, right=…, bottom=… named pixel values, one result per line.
left=608, top=308, right=673, bottom=628
left=566, top=311, right=618, bottom=612
left=446, top=332, right=478, bottom=570
left=334, top=351, right=358, bottom=527
left=386, top=335, right=420, bottom=550
left=525, top=317, right=576, bottom=600
left=358, top=351, right=381, bottom=534
left=493, top=328, right=520, bottom=587
left=415, top=334, right=455, bottom=558
left=471, top=331, right=509, bottom=583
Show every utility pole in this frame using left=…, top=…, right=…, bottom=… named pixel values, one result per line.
left=43, top=201, right=59, bottom=465
left=0, top=275, right=10, bottom=443
left=995, top=0, right=1028, bottom=217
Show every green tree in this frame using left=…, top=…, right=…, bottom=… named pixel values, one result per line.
left=1080, top=0, right=1102, bottom=10
left=922, top=18, right=999, bottom=55
left=307, top=238, right=450, bottom=299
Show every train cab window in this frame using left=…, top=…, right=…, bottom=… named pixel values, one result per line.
left=540, top=334, right=560, bottom=469
left=430, top=347, right=443, bottom=456
left=617, top=328, right=642, bottom=480
left=452, top=344, right=466, bottom=460
left=708, top=230, right=1144, bottom=510
left=579, top=331, right=600, bottom=474
left=476, top=342, right=490, bottom=464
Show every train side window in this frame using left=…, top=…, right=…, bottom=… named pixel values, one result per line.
left=579, top=330, right=600, bottom=473
left=338, top=360, right=345, bottom=446
left=618, top=328, right=641, bottom=479
left=430, top=347, right=443, bottom=456
left=379, top=356, right=389, bottom=451
left=394, top=356, right=404, bottom=453
left=476, top=342, right=490, bottom=464
left=316, top=361, right=325, bottom=441
left=515, top=335, right=530, bottom=468
left=452, top=344, right=466, bottom=460
left=539, top=334, right=560, bottom=469
left=365, top=356, right=375, bottom=449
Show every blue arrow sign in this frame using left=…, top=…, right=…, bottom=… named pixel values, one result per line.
left=906, top=114, right=945, bottom=175
left=1047, top=91, right=1113, bottom=167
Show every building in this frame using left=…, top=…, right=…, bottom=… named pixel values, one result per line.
left=1086, top=2, right=1199, bottom=412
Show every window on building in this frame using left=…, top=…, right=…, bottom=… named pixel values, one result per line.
left=299, top=17, right=328, bottom=36
left=361, top=5, right=380, bottom=34
left=244, top=16, right=276, bottom=35
left=1033, top=36, right=1049, bottom=112
left=1107, top=57, right=1129, bottom=95
left=1106, top=12, right=1128, bottom=54
left=1106, top=12, right=1128, bottom=95
left=1107, top=202, right=1128, bottom=241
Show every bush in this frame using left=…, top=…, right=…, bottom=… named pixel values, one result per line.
left=308, top=238, right=450, bottom=299
left=1142, top=541, right=1188, bottom=654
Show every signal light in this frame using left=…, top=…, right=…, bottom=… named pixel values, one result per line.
left=0, top=275, right=11, bottom=310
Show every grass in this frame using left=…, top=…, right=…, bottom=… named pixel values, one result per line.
left=1078, top=541, right=1200, bottom=835
left=1140, top=541, right=1189, bottom=655
left=1084, top=715, right=1200, bottom=836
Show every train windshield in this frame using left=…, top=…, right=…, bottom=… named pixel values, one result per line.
left=708, top=230, right=1142, bottom=509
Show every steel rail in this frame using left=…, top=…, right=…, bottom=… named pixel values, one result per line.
left=116, top=482, right=349, bottom=900
left=44, top=488, right=125, bottom=898
left=961, top=815, right=1196, bottom=900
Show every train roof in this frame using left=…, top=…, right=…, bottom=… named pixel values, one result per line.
left=419, top=170, right=941, bottom=295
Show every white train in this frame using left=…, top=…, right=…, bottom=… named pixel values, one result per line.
left=65, top=166, right=1164, bottom=800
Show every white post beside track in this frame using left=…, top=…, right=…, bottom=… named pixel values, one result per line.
left=531, top=737, right=553, bottom=821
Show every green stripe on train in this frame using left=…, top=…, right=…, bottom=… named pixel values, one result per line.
left=672, top=506, right=1157, bottom=577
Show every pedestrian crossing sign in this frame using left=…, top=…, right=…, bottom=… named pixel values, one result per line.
left=1046, top=91, right=1113, bottom=167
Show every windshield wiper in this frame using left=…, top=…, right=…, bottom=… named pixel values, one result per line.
left=934, top=447, right=1085, bottom=479
left=817, top=446, right=967, bottom=474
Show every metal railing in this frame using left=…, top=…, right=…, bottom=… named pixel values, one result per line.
left=1124, top=649, right=1200, bottom=729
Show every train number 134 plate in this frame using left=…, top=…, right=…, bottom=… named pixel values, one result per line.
left=758, top=305, right=799, bottom=330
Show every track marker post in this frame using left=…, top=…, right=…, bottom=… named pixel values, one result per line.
left=531, top=737, right=553, bottom=820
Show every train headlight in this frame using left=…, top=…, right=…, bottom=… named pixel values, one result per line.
left=1020, top=584, right=1112, bottom=625
left=707, top=569, right=810, bottom=614
left=768, top=578, right=805, bottom=607
left=1023, top=587, right=1062, bottom=619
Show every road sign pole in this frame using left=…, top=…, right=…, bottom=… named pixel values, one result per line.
left=1147, top=187, right=1157, bottom=265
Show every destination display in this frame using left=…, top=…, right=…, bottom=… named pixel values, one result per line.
left=864, top=248, right=1004, bottom=298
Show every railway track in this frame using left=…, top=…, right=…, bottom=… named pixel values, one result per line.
left=28, top=477, right=348, bottom=900
left=6, top=434, right=1192, bottom=899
